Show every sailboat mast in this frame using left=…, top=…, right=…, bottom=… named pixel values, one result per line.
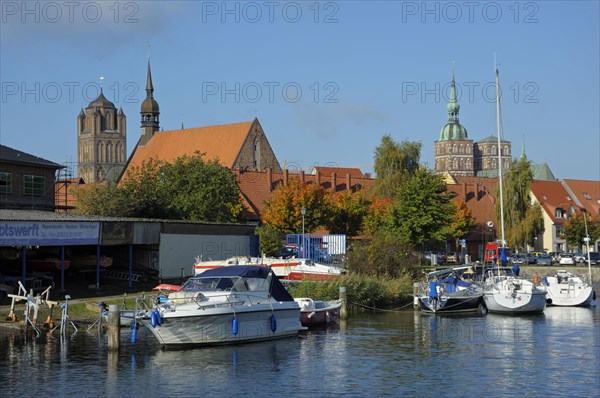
left=495, top=66, right=506, bottom=246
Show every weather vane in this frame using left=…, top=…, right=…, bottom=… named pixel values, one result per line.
left=147, top=44, right=151, bottom=60
left=99, top=76, right=104, bottom=89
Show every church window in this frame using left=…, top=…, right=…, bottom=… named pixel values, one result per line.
left=491, top=146, right=497, bottom=155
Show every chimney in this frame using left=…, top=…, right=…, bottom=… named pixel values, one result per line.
left=316, top=170, right=321, bottom=186
left=331, top=172, right=337, bottom=192
left=346, top=173, right=351, bottom=191
left=475, top=182, right=480, bottom=201
left=267, top=168, right=273, bottom=192
left=300, top=170, right=305, bottom=183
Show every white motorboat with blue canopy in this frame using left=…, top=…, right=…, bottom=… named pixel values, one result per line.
left=140, top=266, right=303, bottom=347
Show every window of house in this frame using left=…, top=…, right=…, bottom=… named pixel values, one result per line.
left=0, top=172, right=12, bottom=194
left=555, top=208, right=563, bottom=218
left=23, top=175, right=45, bottom=196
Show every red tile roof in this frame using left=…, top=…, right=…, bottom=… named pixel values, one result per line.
left=562, top=179, right=600, bottom=219
left=530, top=180, right=577, bottom=224
left=126, top=121, right=254, bottom=173
left=312, top=166, right=364, bottom=178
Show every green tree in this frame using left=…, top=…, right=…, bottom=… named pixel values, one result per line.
left=564, top=211, right=600, bottom=251
left=373, top=135, right=421, bottom=199
left=496, top=156, right=544, bottom=251
left=73, top=183, right=134, bottom=217
left=386, top=167, right=455, bottom=245
left=158, top=154, right=244, bottom=222
left=120, top=158, right=177, bottom=219
left=261, top=178, right=331, bottom=234
left=256, top=224, right=283, bottom=257
left=75, top=153, right=243, bottom=222
left=345, top=232, right=419, bottom=278
left=326, top=190, right=370, bottom=237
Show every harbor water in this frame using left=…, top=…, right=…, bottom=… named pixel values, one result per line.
left=1, top=305, right=599, bottom=397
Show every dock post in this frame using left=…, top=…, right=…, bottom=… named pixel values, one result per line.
left=339, top=286, right=347, bottom=320
left=108, top=305, right=120, bottom=351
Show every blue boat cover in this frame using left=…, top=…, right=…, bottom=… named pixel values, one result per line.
left=199, top=266, right=294, bottom=302
left=439, top=276, right=471, bottom=288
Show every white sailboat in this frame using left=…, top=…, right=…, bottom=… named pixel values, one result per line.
left=482, top=63, right=546, bottom=315
left=544, top=212, right=596, bottom=306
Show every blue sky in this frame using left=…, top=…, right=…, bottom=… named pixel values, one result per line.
left=1, top=1, right=599, bottom=181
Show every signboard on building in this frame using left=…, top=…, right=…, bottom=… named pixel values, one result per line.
left=0, top=221, right=100, bottom=246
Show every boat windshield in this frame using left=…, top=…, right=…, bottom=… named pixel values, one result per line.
left=180, top=276, right=269, bottom=292
left=484, top=268, right=514, bottom=278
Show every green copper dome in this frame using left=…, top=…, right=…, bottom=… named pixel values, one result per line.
left=440, top=121, right=468, bottom=140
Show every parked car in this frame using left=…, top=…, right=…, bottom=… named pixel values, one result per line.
left=275, top=245, right=298, bottom=259
left=558, top=253, right=575, bottom=265
left=424, top=251, right=445, bottom=264
left=536, top=253, right=553, bottom=266
left=511, top=254, right=527, bottom=265
left=589, top=252, right=600, bottom=265
left=446, top=252, right=458, bottom=263
left=573, top=253, right=587, bottom=264
left=548, top=252, right=561, bottom=264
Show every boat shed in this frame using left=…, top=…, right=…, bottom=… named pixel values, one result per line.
left=0, top=210, right=258, bottom=292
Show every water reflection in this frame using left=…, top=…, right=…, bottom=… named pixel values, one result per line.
left=1, top=306, right=598, bottom=397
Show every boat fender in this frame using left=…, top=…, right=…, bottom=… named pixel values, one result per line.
left=131, top=325, right=137, bottom=344
left=150, top=311, right=157, bottom=328
left=155, top=310, right=163, bottom=326
left=270, top=314, right=277, bottom=333
left=232, top=316, right=238, bottom=335
left=593, top=290, right=596, bottom=301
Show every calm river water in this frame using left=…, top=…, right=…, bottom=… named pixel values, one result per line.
left=1, top=305, right=599, bottom=398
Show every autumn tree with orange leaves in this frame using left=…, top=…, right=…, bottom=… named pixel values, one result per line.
left=448, top=198, right=476, bottom=242
left=326, top=190, right=370, bottom=236
left=261, top=179, right=332, bottom=234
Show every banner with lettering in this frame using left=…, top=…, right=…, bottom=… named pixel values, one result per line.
left=0, top=222, right=100, bottom=246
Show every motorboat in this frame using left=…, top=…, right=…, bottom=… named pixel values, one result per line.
left=482, top=267, right=547, bottom=314
left=193, top=256, right=300, bottom=278
left=194, top=256, right=345, bottom=281
left=544, top=270, right=596, bottom=307
left=294, top=297, right=342, bottom=326
left=282, top=259, right=346, bottom=281
left=414, top=266, right=485, bottom=314
left=139, top=266, right=303, bottom=347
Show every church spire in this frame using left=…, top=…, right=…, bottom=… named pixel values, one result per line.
left=447, top=62, right=460, bottom=122
left=146, top=60, right=154, bottom=97
left=140, top=52, right=160, bottom=146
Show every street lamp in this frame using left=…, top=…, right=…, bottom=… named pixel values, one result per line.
left=301, top=208, right=306, bottom=258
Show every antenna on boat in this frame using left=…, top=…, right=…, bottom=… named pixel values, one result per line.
left=494, top=55, right=506, bottom=249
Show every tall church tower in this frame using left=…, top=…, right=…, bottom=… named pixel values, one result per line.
left=140, top=60, right=160, bottom=145
left=77, top=85, right=127, bottom=183
left=434, top=66, right=474, bottom=177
